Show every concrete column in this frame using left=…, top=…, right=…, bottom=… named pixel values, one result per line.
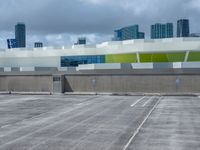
left=184, top=51, right=190, bottom=62
left=136, top=52, right=140, bottom=63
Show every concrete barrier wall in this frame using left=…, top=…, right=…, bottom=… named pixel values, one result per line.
left=0, top=73, right=200, bottom=94
left=64, top=75, right=200, bottom=93
left=0, top=76, right=53, bottom=93
left=0, top=76, right=8, bottom=91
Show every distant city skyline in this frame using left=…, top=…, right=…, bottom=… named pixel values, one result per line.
left=4, top=19, right=199, bottom=48
left=0, top=0, right=200, bottom=48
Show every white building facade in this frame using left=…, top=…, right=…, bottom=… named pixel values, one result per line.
left=0, top=38, right=200, bottom=70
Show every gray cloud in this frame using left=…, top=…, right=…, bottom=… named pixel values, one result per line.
left=0, top=0, right=199, bottom=48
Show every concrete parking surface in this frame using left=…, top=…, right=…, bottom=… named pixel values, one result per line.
left=0, top=95, right=199, bottom=150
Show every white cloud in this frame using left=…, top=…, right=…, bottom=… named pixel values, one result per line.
left=188, top=0, right=200, bottom=10
left=79, top=0, right=105, bottom=4
left=0, top=0, right=199, bottom=48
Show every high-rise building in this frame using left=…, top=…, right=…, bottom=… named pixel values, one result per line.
left=75, top=37, right=86, bottom=45
left=165, top=23, right=173, bottom=38
left=15, top=23, right=26, bottom=48
left=151, top=24, right=165, bottom=39
left=177, top=19, right=190, bottom=37
left=34, top=42, right=43, bottom=48
left=7, top=39, right=18, bottom=49
left=114, top=25, right=145, bottom=41
left=190, top=33, right=200, bottom=37
left=78, top=37, right=86, bottom=45
left=114, top=30, right=122, bottom=41
left=151, top=23, right=173, bottom=39
left=120, top=25, right=139, bottom=40
left=138, top=32, right=145, bottom=39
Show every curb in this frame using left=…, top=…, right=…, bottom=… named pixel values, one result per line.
left=64, top=92, right=198, bottom=96
left=10, top=91, right=52, bottom=95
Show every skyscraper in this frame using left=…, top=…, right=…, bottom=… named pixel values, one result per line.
left=114, top=25, right=145, bottom=41
left=165, top=23, right=173, bottom=38
left=151, top=23, right=173, bottom=39
left=34, top=42, right=43, bottom=48
left=151, top=24, right=165, bottom=39
left=190, top=33, right=200, bottom=37
left=77, top=37, right=86, bottom=45
left=177, top=19, right=190, bottom=37
left=15, top=23, right=26, bottom=48
left=138, top=32, right=145, bottom=39
left=114, top=29, right=122, bottom=41
left=7, top=39, right=18, bottom=49
left=74, top=37, right=87, bottom=45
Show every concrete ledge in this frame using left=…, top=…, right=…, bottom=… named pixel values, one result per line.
left=74, top=62, right=200, bottom=71
left=160, top=93, right=197, bottom=96
left=0, top=91, right=197, bottom=96
left=153, top=63, right=173, bottom=69
left=4, top=67, right=11, bottom=72
left=10, top=91, right=52, bottom=95
left=182, top=62, right=200, bottom=68
left=64, top=92, right=97, bottom=95
left=173, top=62, right=182, bottom=69
left=76, top=64, right=121, bottom=71
left=58, top=67, right=76, bottom=72
left=20, top=67, right=35, bottom=72
left=0, top=91, right=10, bottom=95
left=131, top=63, right=153, bottom=69
left=96, top=92, right=113, bottom=95
left=112, top=92, right=161, bottom=96
left=64, top=92, right=198, bottom=96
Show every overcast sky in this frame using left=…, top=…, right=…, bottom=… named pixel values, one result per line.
left=0, top=0, right=200, bottom=48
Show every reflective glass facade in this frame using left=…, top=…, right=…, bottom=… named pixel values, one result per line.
left=34, top=42, right=43, bottom=48
left=165, top=23, right=173, bottom=38
left=15, top=23, right=26, bottom=48
left=138, top=32, right=145, bottom=39
left=151, top=24, right=165, bottom=39
left=151, top=23, right=173, bottom=39
left=7, top=39, right=18, bottom=49
left=61, top=55, right=105, bottom=67
left=177, top=19, right=190, bottom=37
left=61, top=52, right=200, bottom=67
left=114, top=25, right=145, bottom=41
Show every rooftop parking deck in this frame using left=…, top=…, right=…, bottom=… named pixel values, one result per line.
left=0, top=95, right=199, bottom=150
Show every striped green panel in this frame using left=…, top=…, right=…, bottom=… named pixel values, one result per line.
left=105, top=54, right=137, bottom=63
left=188, top=52, right=200, bottom=62
left=140, top=53, right=185, bottom=63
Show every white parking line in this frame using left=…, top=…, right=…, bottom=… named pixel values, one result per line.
left=142, top=96, right=155, bottom=107
left=123, top=96, right=162, bottom=150
left=0, top=97, right=39, bottom=104
left=0, top=124, right=10, bottom=129
left=131, top=96, right=146, bottom=107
